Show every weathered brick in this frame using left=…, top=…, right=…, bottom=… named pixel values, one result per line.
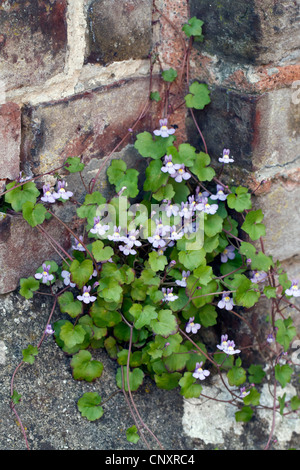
left=85, top=0, right=152, bottom=65
left=0, top=0, right=68, bottom=91
left=0, top=102, right=21, bottom=184
left=189, top=0, right=300, bottom=66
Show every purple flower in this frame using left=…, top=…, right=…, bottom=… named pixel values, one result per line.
left=192, top=362, right=210, bottom=381
left=153, top=118, right=175, bottom=138
left=219, top=149, right=234, bottom=163
left=176, top=270, right=190, bottom=287
left=162, top=288, right=178, bottom=302
left=41, top=184, right=56, bottom=203
left=45, top=324, right=54, bottom=335
left=185, top=317, right=201, bottom=334
left=239, top=387, right=250, bottom=399
left=179, top=202, right=193, bottom=219
left=250, top=271, right=268, bottom=284
left=77, top=285, right=97, bottom=304
left=285, top=279, right=300, bottom=297
left=168, top=225, right=183, bottom=241
left=172, top=164, right=191, bottom=183
left=267, top=334, right=274, bottom=344
left=195, top=187, right=210, bottom=203
left=218, top=293, right=234, bottom=310
left=53, top=180, right=73, bottom=201
left=164, top=201, right=180, bottom=218
left=155, top=218, right=171, bottom=237
left=61, top=270, right=76, bottom=288
left=89, top=216, right=110, bottom=237
left=148, top=231, right=166, bottom=249
left=119, top=244, right=137, bottom=256
left=196, top=198, right=218, bottom=214
left=217, top=334, right=241, bottom=355
left=221, top=245, right=236, bottom=263
left=72, top=235, right=85, bottom=251
left=107, top=226, right=125, bottom=242
left=35, top=263, right=54, bottom=284
left=161, top=155, right=177, bottom=175
left=210, top=185, right=228, bottom=201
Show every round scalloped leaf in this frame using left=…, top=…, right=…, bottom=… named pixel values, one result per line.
left=77, top=392, right=104, bottom=421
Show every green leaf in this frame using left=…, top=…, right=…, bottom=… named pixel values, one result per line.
left=275, top=364, right=293, bottom=388
left=169, top=143, right=198, bottom=167
left=275, top=318, right=297, bottom=352
left=129, top=304, right=158, bottom=329
left=204, top=213, right=223, bottom=237
left=162, top=68, right=178, bottom=82
left=19, top=276, right=40, bottom=299
left=235, top=406, right=253, bottom=423
left=148, top=251, right=168, bottom=272
left=153, top=183, right=175, bottom=202
left=239, top=242, right=273, bottom=272
left=243, top=388, right=261, bottom=406
left=5, top=181, right=40, bottom=212
left=70, top=259, right=94, bottom=289
left=227, top=186, right=252, bottom=213
left=92, top=240, right=114, bottom=262
left=227, top=365, right=246, bottom=386
left=107, top=159, right=139, bottom=198
left=241, top=209, right=266, bottom=241
left=126, top=425, right=140, bottom=444
left=22, top=345, right=38, bottom=364
left=150, top=309, right=178, bottom=337
left=71, top=350, right=104, bottom=382
left=150, top=91, right=161, bottom=102
left=11, top=390, right=22, bottom=405
left=64, top=156, right=84, bottom=173
left=185, top=82, right=211, bottom=110
left=22, top=202, right=47, bottom=227
left=58, top=291, right=83, bottom=318
left=90, top=300, right=122, bottom=327
left=178, top=248, right=206, bottom=271
left=116, top=366, right=144, bottom=392
left=77, top=392, right=104, bottom=421
left=134, top=131, right=175, bottom=160
left=248, top=364, right=266, bottom=384
left=179, top=372, right=203, bottom=398
left=143, top=159, right=169, bottom=192
left=233, top=274, right=260, bottom=308
left=182, top=17, right=204, bottom=41
left=290, top=396, right=300, bottom=411
left=154, top=372, right=181, bottom=390
left=190, top=152, right=215, bottom=181
left=60, top=322, right=87, bottom=349
left=198, top=304, right=217, bottom=327
left=278, top=394, right=286, bottom=415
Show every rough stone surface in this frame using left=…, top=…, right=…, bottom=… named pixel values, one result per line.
left=0, top=0, right=68, bottom=92
left=20, top=77, right=158, bottom=176
left=0, top=211, right=71, bottom=295
left=189, top=0, right=300, bottom=65
left=0, top=102, right=21, bottom=187
left=85, top=0, right=152, bottom=65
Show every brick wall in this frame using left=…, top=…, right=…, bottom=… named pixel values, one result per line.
left=0, top=0, right=299, bottom=293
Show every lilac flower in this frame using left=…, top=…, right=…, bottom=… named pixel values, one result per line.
left=77, top=285, right=97, bottom=304
left=164, top=201, right=180, bottom=218
left=239, top=387, right=250, bottom=399
left=119, top=244, right=137, bottom=256
left=176, top=270, right=190, bottom=287
left=192, top=362, right=210, bottom=381
left=18, top=171, right=31, bottom=183
left=107, top=226, right=125, bottom=242
left=285, top=279, right=300, bottom=297
left=210, top=185, right=228, bottom=201
left=217, top=334, right=241, bottom=355
left=196, top=198, right=218, bottom=214
left=155, top=218, right=171, bottom=237
left=148, top=231, right=166, bottom=249
left=72, top=235, right=85, bottom=251
left=153, top=118, right=175, bottom=138
left=168, top=225, right=183, bottom=241
left=221, top=245, right=236, bottom=263
left=162, top=288, right=178, bottom=302
left=267, top=334, right=274, bottom=344
left=89, top=216, right=110, bottom=237
left=41, top=184, right=56, bottom=203
left=195, top=187, right=210, bottom=203
left=61, top=270, right=76, bottom=288
left=53, top=180, right=73, bottom=201
left=179, top=202, right=193, bottom=219
left=123, top=229, right=142, bottom=249
left=250, top=271, right=268, bottom=284
left=161, top=155, right=177, bottom=175
left=217, top=293, right=234, bottom=310
left=219, top=148, right=234, bottom=163
left=172, top=164, right=191, bottom=183
left=45, top=324, right=54, bottom=335
left=185, top=317, right=201, bottom=334
left=35, top=263, right=54, bottom=284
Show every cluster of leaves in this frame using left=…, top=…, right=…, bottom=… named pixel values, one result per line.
left=5, top=15, right=299, bottom=447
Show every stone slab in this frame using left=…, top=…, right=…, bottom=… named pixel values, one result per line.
left=0, top=102, right=21, bottom=182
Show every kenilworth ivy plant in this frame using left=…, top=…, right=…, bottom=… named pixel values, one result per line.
left=3, top=12, right=299, bottom=451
